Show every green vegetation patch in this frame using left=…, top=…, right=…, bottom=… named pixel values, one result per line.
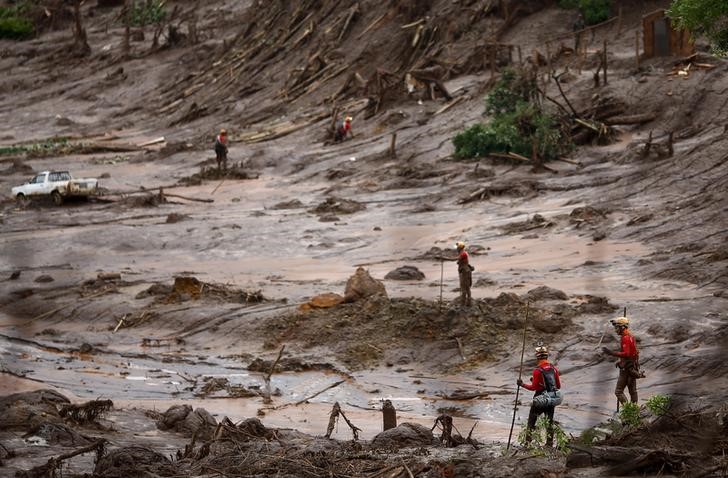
left=129, top=0, right=167, bottom=26
left=0, top=2, right=34, bottom=39
left=453, top=69, right=571, bottom=161
left=668, top=0, right=728, bottom=56
left=559, top=0, right=612, bottom=26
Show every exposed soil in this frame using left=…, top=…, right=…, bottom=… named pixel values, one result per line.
left=1, top=0, right=727, bottom=476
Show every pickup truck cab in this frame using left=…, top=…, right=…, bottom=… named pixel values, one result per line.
left=12, top=171, right=98, bottom=206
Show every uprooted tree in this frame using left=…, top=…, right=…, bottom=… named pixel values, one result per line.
left=453, top=68, right=572, bottom=165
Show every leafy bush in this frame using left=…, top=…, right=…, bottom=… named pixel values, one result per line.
left=668, top=0, right=728, bottom=56
left=0, top=138, right=70, bottom=157
left=646, top=394, right=671, bottom=416
left=559, top=0, right=612, bottom=26
left=517, top=415, right=569, bottom=454
left=453, top=70, right=568, bottom=161
left=0, top=3, right=34, bottom=39
left=130, top=0, right=167, bottom=26
left=618, top=402, right=641, bottom=428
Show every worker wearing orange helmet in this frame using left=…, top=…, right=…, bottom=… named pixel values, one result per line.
left=602, top=316, right=642, bottom=404
left=455, top=241, right=473, bottom=306
left=214, top=128, right=228, bottom=172
left=334, top=116, right=354, bottom=142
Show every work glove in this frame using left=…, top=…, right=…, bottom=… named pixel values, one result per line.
left=516, top=378, right=523, bottom=387
left=601, top=347, right=614, bottom=356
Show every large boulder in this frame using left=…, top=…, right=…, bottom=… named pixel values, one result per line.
left=0, top=389, right=69, bottom=431
left=343, top=267, right=387, bottom=303
left=371, top=422, right=435, bottom=448
left=157, top=405, right=217, bottom=439
left=525, top=286, right=568, bottom=301
left=384, top=266, right=425, bottom=281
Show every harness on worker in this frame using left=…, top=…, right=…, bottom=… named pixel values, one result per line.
left=532, top=366, right=563, bottom=410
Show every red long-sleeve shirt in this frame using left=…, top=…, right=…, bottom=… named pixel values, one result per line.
left=615, top=330, right=638, bottom=360
left=521, top=360, right=561, bottom=392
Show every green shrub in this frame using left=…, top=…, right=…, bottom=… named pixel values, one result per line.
left=618, top=402, right=641, bottom=428
left=130, top=0, right=167, bottom=26
left=517, top=415, right=570, bottom=454
left=0, top=15, right=33, bottom=39
left=646, top=394, right=671, bottom=416
left=559, top=0, right=612, bottom=26
left=0, top=3, right=34, bottom=39
left=453, top=102, right=566, bottom=161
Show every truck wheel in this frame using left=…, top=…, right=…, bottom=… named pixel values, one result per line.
left=51, top=191, right=63, bottom=206
left=16, top=193, right=27, bottom=203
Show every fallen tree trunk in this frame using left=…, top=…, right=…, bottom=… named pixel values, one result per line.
left=605, top=113, right=656, bottom=126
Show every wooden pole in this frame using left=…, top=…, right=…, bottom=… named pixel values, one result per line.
left=603, top=39, right=608, bottom=85
left=617, top=6, right=623, bottom=35
left=635, top=30, right=640, bottom=69
left=546, top=42, right=552, bottom=82
left=439, top=259, right=444, bottom=311
left=517, top=45, right=522, bottom=65
left=507, top=302, right=530, bottom=451
left=389, top=133, right=397, bottom=158
left=382, top=399, right=397, bottom=431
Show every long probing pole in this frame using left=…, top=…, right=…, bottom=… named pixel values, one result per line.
left=507, top=301, right=530, bottom=451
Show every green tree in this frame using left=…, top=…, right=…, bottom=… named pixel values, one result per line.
left=667, top=0, right=728, bottom=55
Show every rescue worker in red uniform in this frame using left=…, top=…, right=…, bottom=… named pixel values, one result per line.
left=603, top=316, right=640, bottom=404
left=334, top=116, right=354, bottom=142
left=517, top=345, right=562, bottom=446
left=455, top=241, right=473, bottom=306
left=214, top=128, right=228, bottom=172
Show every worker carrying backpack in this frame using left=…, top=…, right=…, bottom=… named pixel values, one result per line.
left=532, top=366, right=563, bottom=410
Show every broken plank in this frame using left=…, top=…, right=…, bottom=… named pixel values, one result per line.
left=434, top=96, right=465, bottom=115
left=137, top=137, right=166, bottom=147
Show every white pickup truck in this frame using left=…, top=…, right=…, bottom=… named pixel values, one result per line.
left=12, top=171, right=99, bottom=205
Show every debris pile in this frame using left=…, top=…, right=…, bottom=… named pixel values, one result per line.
left=135, top=276, right=266, bottom=304
left=177, top=164, right=259, bottom=186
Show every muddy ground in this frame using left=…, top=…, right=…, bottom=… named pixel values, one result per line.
left=1, top=0, right=727, bottom=476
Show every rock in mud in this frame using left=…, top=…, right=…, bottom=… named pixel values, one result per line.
left=166, top=212, right=190, bottom=223
left=300, top=292, right=344, bottom=310
left=9, top=271, right=20, bottom=280
left=271, top=199, right=304, bottom=209
left=384, top=266, right=425, bottom=281
left=344, top=267, right=387, bottom=303
left=371, top=422, right=435, bottom=448
left=0, top=390, right=69, bottom=431
left=525, top=286, right=568, bottom=301
left=135, top=282, right=173, bottom=299
left=34, top=275, right=54, bottom=283
left=570, top=205, right=607, bottom=224
left=310, top=197, right=365, bottom=215
left=473, top=277, right=496, bottom=287
left=157, top=404, right=217, bottom=439
left=416, top=246, right=458, bottom=261
left=94, top=446, right=177, bottom=478
left=575, top=295, right=618, bottom=314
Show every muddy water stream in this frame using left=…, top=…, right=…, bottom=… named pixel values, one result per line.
left=0, top=160, right=714, bottom=444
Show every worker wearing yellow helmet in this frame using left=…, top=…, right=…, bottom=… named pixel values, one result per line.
left=517, top=344, right=562, bottom=447
left=455, top=241, right=473, bottom=306
left=602, top=315, right=642, bottom=405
